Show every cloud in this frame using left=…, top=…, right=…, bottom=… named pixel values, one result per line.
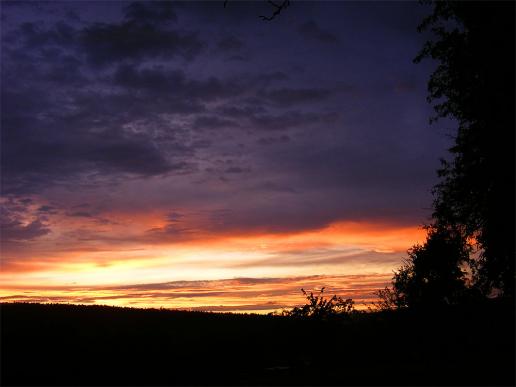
left=254, top=181, right=296, bottom=193
left=192, top=115, right=239, bottom=131
left=0, top=199, right=52, bottom=244
left=220, top=104, right=267, bottom=118
left=14, top=21, right=78, bottom=49
left=257, top=135, right=290, bottom=146
left=1, top=109, right=184, bottom=193
left=10, top=11, right=203, bottom=67
left=1, top=218, right=50, bottom=242
left=112, top=64, right=246, bottom=102
left=297, top=21, right=339, bottom=44
left=259, top=87, right=336, bottom=106
left=68, top=212, right=93, bottom=218
left=81, top=19, right=203, bottom=66
left=2, top=44, right=225, bottom=194
left=230, top=247, right=402, bottom=269
left=144, top=221, right=197, bottom=242
left=37, top=205, right=58, bottom=214
left=252, top=71, right=289, bottom=84
left=247, top=110, right=339, bottom=131
left=215, top=35, right=244, bottom=53
left=0, top=273, right=393, bottom=311
left=224, top=166, right=249, bottom=174
left=166, top=212, right=185, bottom=222
left=0, top=0, right=446, bottom=267
left=123, top=2, right=178, bottom=25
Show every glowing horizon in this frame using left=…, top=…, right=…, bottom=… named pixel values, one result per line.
left=0, top=215, right=426, bottom=313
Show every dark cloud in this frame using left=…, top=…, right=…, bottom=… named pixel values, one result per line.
left=1, top=218, right=50, bottom=242
left=2, top=32, right=219, bottom=194
left=254, top=181, right=297, bottom=193
left=297, top=21, right=339, bottom=44
left=252, top=71, right=289, bottom=84
left=37, top=205, right=58, bottom=214
left=1, top=106, right=184, bottom=193
left=220, top=104, right=267, bottom=118
left=225, top=54, right=248, bottom=62
left=73, top=203, right=91, bottom=209
left=247, top=110, right=339, bottom=131
left=167, top=212, right=185, bottom=222
left=14, top=21, right=78, bottom=49
left=113, top=64, right=244, bottom=102
left=123, top=2, right=178, bottom=25
left=259, top=87, right=336, bottom=106
left=81, top=130, right=179, bottom=175
left=80, top=13, right=203, bottom=66
left=1, top=1, right=448, bottom=246
left=0, top=200, right=52, bottom=244
left=68, top=212, right=93, bottom=218
left=4, top=2, right=202, bottom=68
left=145, top=222, right=196, bottom=242
left=225, top=166, right=249, bottom=174
left=257, top=135, right=290, bottom=146
left=216, top=35, right=244, bottom=53
left=192, top=115, right=239, bottom=131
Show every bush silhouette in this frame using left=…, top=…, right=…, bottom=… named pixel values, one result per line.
left=274, top=288, right=355, bottom=318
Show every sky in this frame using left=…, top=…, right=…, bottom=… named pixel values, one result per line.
left=0, top=0, right=453, bottom=313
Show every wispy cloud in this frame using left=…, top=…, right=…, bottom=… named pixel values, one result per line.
left=0, top=273, right=391, bottom=313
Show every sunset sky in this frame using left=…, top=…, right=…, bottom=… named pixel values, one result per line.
left=0, top=1, right=453, bottom=313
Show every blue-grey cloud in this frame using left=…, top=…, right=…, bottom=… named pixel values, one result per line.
left=216, top=35, right=244, bottom=53
left=258, top=87, right=337, bottom=106
left=297, top=21, right=339, bottom=44
left=0, top=0, right=450, bottom=241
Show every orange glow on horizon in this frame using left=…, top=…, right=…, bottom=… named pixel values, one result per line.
left=0, top=218, right=425, bottom=312
left=0, top=273, right=393, bottom=313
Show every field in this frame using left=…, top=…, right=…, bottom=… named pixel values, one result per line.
left=1, top=300, right=514, bottom=386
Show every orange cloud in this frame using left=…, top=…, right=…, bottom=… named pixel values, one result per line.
left=0, top=218, right=424, bottom=312
left=0, top=273, right=392, bottom=313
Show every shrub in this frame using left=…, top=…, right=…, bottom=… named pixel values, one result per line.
left=274, top=288, right=355, bottom=319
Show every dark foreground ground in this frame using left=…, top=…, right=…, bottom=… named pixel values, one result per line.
left=1, top=300, right=514, bottom=386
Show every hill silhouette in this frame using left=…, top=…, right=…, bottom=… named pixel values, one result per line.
left=1, top=301, right=514, bottom=386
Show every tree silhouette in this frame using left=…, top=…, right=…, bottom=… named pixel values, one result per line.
left=414, top=0, right=515, bottom=297
left=380, top=225, right=473, bottom=309
left=383, top=1, right=515, bottom=307
left=221, top=0, right=514, bottom=301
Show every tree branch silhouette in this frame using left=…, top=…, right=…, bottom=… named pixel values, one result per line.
left=223, top=0, right=290, bottom=21
left=260, top=0, right=290, bottom=21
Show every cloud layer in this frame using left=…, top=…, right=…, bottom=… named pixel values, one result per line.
left=0, top=273, right=392, bottom=313
left=1, top=1, right=450, bottom=308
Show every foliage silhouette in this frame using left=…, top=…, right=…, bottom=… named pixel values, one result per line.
left=382, top=1, right=515, bottom=307
left=273, top=288, right=355, bottom=318
left=377, top=225, right=475, bottom=309
left=414, top=0, right=515, bottom=297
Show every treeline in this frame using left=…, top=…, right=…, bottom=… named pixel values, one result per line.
left=1, top=301, right=514, bottom=385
